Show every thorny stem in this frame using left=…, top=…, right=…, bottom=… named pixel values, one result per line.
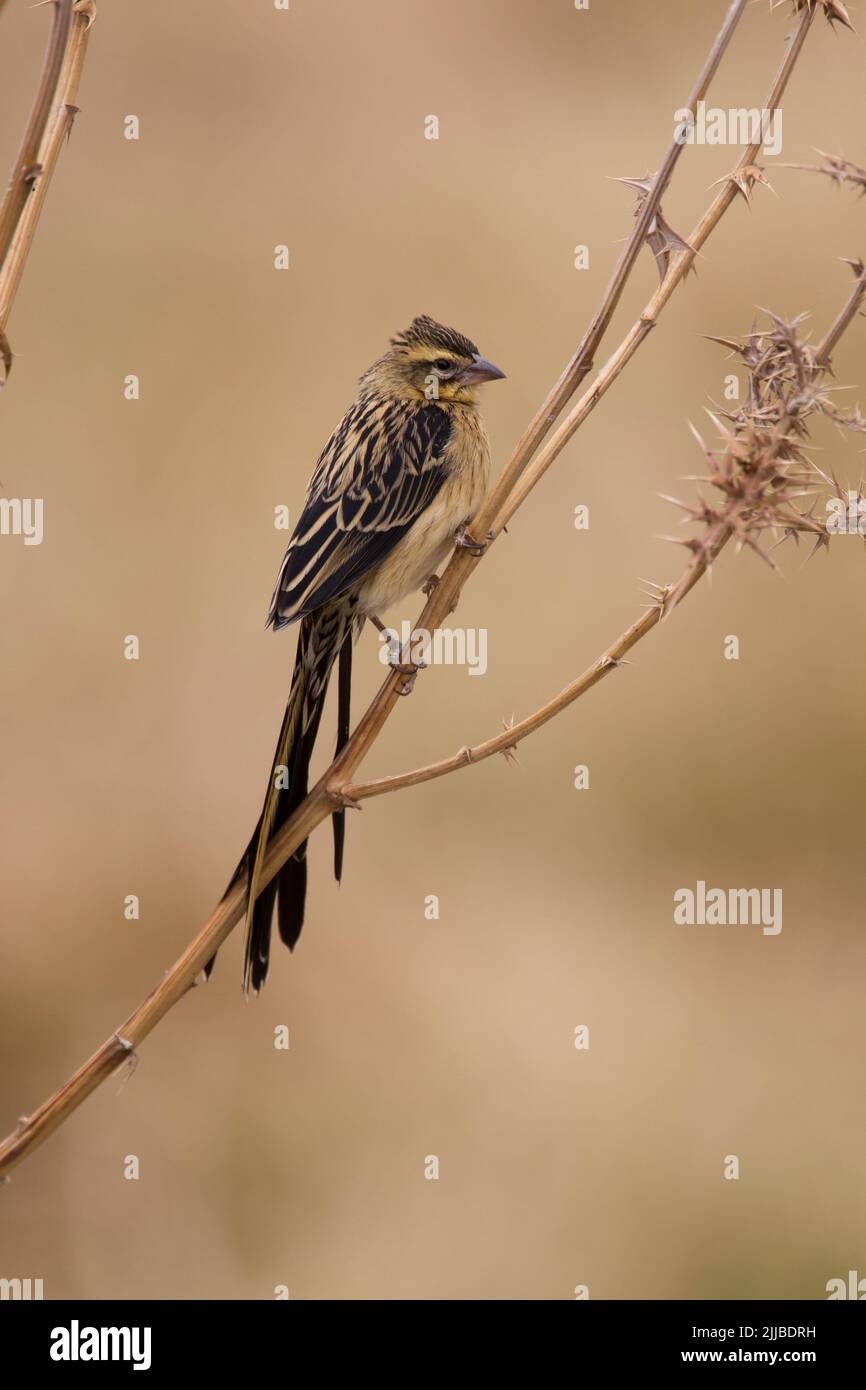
left=815, top=263, right=866, bottom=365
left=0, top=2, right=95, bottom=373
left=469, top=0, right=750, bottom=540
left=0, top=3, right=837, bottom=1179
left=0, top=0, right=72, bottom=267
left=482, top=1, right=817, bottom=540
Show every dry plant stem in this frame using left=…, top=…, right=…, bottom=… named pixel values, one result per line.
left=815, top=274, right=866, bottom=365
left=0, top=0, right=72, bottom=267
left=486, top=3, right=817, bottom=538
left=474, top=0, right=749, bottom=530
left=0, top=4, right=822, bottom=1180
left=0, top=2, right=93, bottom=338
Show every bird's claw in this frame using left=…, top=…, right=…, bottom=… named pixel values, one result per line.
left=454, top=525, right=493, bottom=558
left=389, top=657, right=426, bottom=695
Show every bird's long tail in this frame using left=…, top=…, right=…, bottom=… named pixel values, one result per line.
left=331, top=626, right=353, bottom=882
left=233, top=599, right=355, bottom=994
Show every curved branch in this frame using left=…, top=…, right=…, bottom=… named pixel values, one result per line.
left=0, top=1, right=95, bottom=377
left=0, top=0, right=72, bottom=267
left=468, top=0, right=749, bottom=541
left=484, top=1, right=816, bottom=540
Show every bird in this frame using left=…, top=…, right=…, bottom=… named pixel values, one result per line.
left=222, top=315, right=506, bottom=994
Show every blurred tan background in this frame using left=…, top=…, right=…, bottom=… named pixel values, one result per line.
left=1, top=0, right=865, bottom=1300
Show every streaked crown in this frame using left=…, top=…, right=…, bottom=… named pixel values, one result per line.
left=389, top=315, right=480, bottom=359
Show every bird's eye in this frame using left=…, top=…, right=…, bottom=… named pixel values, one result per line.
left=432, top=358, right=452, bottom=374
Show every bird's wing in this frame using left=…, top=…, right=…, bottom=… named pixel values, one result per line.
left=268, top=395, right=453, bottom=628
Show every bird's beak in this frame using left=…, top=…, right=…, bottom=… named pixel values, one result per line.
left=458, top=353, right=506, bottom=385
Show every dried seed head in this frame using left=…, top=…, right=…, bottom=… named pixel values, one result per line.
left=677, top=294, right=866, bottom=574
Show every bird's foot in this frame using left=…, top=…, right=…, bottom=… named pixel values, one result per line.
left=388, top=656, right=426, bottom=696
left=454, top=524, right=493, bottom=558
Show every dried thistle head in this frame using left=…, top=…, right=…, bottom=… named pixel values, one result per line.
left=665, top=295, right=866, bottom=569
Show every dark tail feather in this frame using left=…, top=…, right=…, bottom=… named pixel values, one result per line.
left=238, top=691, right=308, bottom=994
left=273, top=681, right=327, bottom=953
left=230, top=602, right=354, bottom=994
left=332, top=627, right=353, bottom=883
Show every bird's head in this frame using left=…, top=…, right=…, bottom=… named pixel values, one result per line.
left=363, top=315, right=506, bottom=402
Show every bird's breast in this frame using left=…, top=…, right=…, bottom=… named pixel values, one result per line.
left=357, top=407, right=491, bottom=617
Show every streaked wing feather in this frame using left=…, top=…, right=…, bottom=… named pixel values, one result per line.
left=269, top=396, right=452, bottom=628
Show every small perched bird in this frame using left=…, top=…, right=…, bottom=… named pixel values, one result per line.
left=226, top=315, right=505, bottom=993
